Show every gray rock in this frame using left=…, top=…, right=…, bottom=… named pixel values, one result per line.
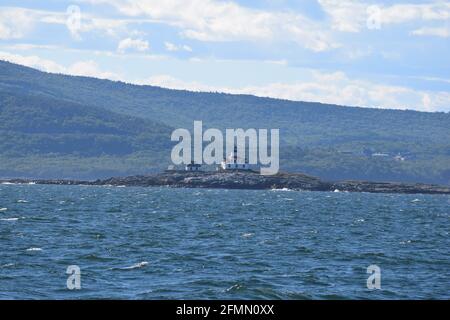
left=2, top=171, right=450, bottom=194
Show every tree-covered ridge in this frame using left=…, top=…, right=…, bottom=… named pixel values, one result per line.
left=0, top=60, right=449, bottom=184
left=0, top=90, right=172, bottom=172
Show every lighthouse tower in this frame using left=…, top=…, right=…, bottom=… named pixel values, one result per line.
left=220, top=145, right=251, bottom=171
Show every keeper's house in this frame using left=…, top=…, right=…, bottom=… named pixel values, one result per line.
left=185, top=161, right=202, bottom=171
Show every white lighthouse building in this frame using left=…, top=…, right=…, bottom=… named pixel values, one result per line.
left=220, top=145, right=252, bottom=171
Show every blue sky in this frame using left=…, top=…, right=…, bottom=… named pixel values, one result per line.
left=0, top=0, right=449, bottom=111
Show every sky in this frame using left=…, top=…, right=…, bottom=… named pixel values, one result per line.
left=0, top=0, right=449, bottom=112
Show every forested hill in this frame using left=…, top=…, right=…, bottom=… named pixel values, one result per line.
left=0, top=60, right=449, bottom=184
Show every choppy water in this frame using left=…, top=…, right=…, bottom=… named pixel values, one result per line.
left=0, top=184, right=449, bottom=299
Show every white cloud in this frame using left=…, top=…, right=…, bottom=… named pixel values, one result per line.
left=66, top=60, right=120, bottom=79
left=0, top=51, right=119, bottom=80
left=164, top=41, right=192, bottom=52
left=78, top=17, right=129, bottom=38
left=42, top=9, right=130, bottom=39
left=411, top=26, right=450, bottom=38
left=85, top=0, right=338, bottom=52
left=0, top=7, right=36, bottom=39
left=117, top=38, right=149, bottom=53
left=317, top=0, right=367, bottom=32
left=2, top=43, right=60, bottom=51
left=138, top=71, right=450, bottom=112
left=381, top=3, right=450, bottom=25
left=164, top=42, right=178, bottom=51
left=0, top=6, right=132, bottom=41
left=318, top=0, right=450, bottom=33
left=0, top=51, right=66, bottom=73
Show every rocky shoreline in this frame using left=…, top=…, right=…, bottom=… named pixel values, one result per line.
left=1, top=171, right=450, bottom=194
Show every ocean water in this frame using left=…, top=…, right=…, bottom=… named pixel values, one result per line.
left=0, top=184, right=449, bottom=300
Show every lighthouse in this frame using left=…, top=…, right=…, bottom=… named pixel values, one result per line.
left=220, top=145, right=252, bottom=171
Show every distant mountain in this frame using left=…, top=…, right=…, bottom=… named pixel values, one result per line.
left=0, top=80, right=173, bottom=178
left=0, top=60, right=449, bottom=184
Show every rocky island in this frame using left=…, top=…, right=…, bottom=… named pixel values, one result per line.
left=2, top=171, right=450, bottom=194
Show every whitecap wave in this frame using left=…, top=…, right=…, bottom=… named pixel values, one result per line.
left=26, top=247, right=43, bottom=251
left=17, top=200, right=28, bottom=203
left=271, top=188, right=292, bottom=192
left=0, top=218, right=19, bottom=221
left=0, top=263, right=14, bottom=268
left=123, top=261, right=149, bottom=269
left=0, top=208, right=7, bottom=211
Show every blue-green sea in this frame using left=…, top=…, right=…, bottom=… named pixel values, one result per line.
left=0, top=184, right=449, bottom=299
